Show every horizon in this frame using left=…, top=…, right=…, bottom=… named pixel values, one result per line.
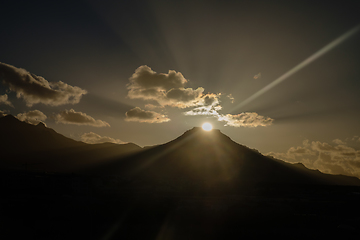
left=2, top=113, right=360, bottom=183
left=1, top=0, right=360, bottom=179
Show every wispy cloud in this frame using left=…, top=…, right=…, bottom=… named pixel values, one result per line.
left=227, top=94, right=234, bottom=103
left=55, top=109, right=110, bottom=127
left=81, top=132, right=125, bottom=144
left=125, top=107, right=170, bottom=123
left=16, top=110, right=47, bottom=125
left=0, top=94, right=13, bottom=107
left=218, top=112, right=274, bottom=127
left=253, top=72, right=261, bottom=79
left=0, top=62, right=87, bottom=107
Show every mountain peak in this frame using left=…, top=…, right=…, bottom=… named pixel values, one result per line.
left=189, top=126, right=221, bottom=132
left=178, top=127, right=232, bottom=145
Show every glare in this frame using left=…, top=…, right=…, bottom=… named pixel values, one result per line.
left=202, top=122, right=213, bottom=131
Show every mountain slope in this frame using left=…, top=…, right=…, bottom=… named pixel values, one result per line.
left=0, top=115, right=142, bottom=171
left=92, top=127, right=360, bottom=187
left=1, top=115, right=359, bottom=186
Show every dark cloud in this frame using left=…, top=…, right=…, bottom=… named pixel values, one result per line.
left=55, top=109, right=110, bottom=127
left=81, top=132, right=125, bottom=144
left=0, top=94, right=13, bottom=107
left=125, top=107, right=170, bottom=123
left=0, top=62, right=87, bottom=106
left=203, top=93, right=220, bottom=106
left=16, top=110, right=47, bottom=125
left=164, top=87, right=204, bottom=108
left=127, top=66, right=208, bottom=108
left=128, top=65, right=187, bottom=90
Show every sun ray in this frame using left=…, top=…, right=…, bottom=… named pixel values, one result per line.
left=231, top=24, right=360, bottom=113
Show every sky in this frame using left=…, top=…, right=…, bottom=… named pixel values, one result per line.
left=1, top=0, right=360, bottom=177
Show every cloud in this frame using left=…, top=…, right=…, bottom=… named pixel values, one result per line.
left=128, top=65, right=188, bottom=91
left=332, top=139, right=346, bottom=145
left=126, top=66, right=272, bottom=127
left=144, top=103, right=164, bottom=109
left=0, top=62, right=87, bottom=107
left=16, top=110, right=47, bottom=125
left=267, top=138, right=360, bottom=178
left=0, top=94, right=13, bottom=107
left=125, top=107, right=170, bottom=123
left=311, top=141, right=353, bottom=153
left=351, top=136, right=360, bottom=142
left=55, top=109, right=110, bottom=127
left=184, top=105, right=222, bottom=117
left=253, top=72, right=261, bottom=79
left=227, top=94, right=235, bottom=103
left=218, top=112, right=274, bottom=127
left=164, top=87, right=204, bottom=108
left=0, top=110, right=8, bottom=118
left=127, top=65, right=209, bottom=108
left=81, top=132, right=125, bottom=144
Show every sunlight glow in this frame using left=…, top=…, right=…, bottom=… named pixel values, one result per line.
left=202, top=122, right=213, bottom=131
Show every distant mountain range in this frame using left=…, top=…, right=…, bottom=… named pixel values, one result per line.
left=1, top=114, right=360, bottom=186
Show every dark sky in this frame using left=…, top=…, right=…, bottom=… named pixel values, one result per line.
left=1, top=0, right=360, bottom=177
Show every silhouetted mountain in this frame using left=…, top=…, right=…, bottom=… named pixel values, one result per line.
left=1, top=115, right=359, bottom=187
left=0, top=115, right=85, bottom=154
left=92, top=127, right=360, bottom=187
left=0, top=115, right=142, bottom=171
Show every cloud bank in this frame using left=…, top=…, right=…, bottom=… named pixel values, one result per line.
left=125, top=107, right=170, bottom=123
left=81, top=132, right=125, bottom=144
left=16, top=110, right=47, bottom=125
left=127, top=65, right=211, bottom=108
left=55, top=109, right=110, bottom=127
left=0, top=62, right=87, bottom=107
left=268, top=138, right=360, bottom=178
left=126, top=66, right=273, bottom=127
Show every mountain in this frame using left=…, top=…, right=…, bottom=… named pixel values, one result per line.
left=1, top=115, right=359, bottom=187
left=91, top=127, right=360, bottom=187
left=0, top=114, right=86, bottom=153
left=0, top=115, right=142, bottom=171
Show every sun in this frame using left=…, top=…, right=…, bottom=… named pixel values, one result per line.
left=202, top=122, right=213, bottom=131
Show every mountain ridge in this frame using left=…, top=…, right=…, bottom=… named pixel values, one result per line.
left=0, top=115, right=142, bottom=171
left=1, top=114, right=359, bottom=186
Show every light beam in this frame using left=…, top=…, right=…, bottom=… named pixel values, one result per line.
left=231, top=24, right=360, bottom=113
